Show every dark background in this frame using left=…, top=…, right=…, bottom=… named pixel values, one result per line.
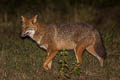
left=0, top=0, right=120, bottom=24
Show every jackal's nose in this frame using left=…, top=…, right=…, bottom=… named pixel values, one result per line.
left=21, top=33, right=26, bottom=38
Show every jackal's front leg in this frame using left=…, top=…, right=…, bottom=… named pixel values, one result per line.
left=43, top=50, right=57, bottom=71
left=47, top=53, right=52, bottom=69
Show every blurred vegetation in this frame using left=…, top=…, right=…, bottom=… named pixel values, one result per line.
left=0, top=0, right=120, bottom=24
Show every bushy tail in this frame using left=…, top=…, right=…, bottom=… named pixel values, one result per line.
left=94, top=30, right=107, bottom=59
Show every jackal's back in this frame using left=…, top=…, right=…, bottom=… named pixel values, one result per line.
left=53, top=22, right=95, bottom=49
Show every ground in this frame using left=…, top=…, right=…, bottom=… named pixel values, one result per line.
left=0, top=22, right=120, bottom=80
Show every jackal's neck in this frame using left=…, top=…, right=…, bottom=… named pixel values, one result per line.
left=32, top=23, right=47, bottom=41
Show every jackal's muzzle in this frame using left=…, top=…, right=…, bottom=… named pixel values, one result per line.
left=21, top=32, right=29, bottom=38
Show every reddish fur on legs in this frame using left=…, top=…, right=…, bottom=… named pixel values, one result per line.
left=74, top=46, right=85, bottom=66
left=43, top=50, right=57, bottom=71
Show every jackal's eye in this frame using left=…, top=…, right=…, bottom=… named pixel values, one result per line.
left=28, top=28, right=34, bottom=31
left=22, top=24, right=26, bottom=28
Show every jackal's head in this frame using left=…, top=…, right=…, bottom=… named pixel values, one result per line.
left=21, top=15, right=38, bottom=38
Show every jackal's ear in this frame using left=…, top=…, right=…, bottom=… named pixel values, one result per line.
left=21, top=16, right=26, bottom=23
left=32, top=15, right=38, bottom=24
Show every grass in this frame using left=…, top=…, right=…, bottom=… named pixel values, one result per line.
left=0, top=19, right=120, bottom=80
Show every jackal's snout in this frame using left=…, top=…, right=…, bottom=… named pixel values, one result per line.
left=21, top=31, right=29, bottom=38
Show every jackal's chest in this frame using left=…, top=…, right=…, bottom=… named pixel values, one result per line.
left=36, top=40, right=48, bottom=50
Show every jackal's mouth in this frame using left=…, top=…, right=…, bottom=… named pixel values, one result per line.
left=21, top=32, right=29, bottom=38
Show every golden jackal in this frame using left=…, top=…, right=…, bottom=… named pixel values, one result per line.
left=20, top=15, right=106, bottom=71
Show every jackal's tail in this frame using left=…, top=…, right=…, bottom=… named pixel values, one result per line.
left=94, top=30, right=107, bottom=59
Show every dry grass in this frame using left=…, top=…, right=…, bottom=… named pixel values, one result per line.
left=0, top=21, right=120, bottom=80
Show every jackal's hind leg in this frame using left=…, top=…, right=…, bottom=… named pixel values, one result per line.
left=86, top=46, right=104, bottom=67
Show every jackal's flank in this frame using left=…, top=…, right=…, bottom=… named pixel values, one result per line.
left=20, top=15, right=107, bottom=71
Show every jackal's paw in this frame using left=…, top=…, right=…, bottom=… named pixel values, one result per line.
left=76, top=63, right=81, bottom=67
left=43, top=63, right=50, bottom=71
